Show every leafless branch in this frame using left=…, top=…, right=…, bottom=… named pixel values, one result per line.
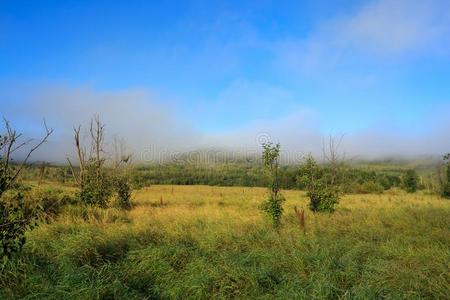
left=66, top=157, right=80, bottom=185
left=7, top=119, right=53, bottom=187
left=322, top=134, right=346, bottom=186
left=1, top=118, right=54, bottom=191
left=68, top=115, right=107, bottom=187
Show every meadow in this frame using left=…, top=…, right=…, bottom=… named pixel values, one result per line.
left=1, top=184, right=449, bottom=299
left=3, top=1, right=450, bottom=299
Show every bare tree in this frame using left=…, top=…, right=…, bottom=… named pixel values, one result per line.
left=67, top=115, right=116, bottom=207
left=67, top=126, right=85, bottom=186
left=112, top=134, right=132, bottom=170
left=0, top=118, right=53, bottom=195
left=90, top=115, right=105, bottom=180
left=67, top=115, right=107, bottom=187
left=322, top=134, right=345, bottom=187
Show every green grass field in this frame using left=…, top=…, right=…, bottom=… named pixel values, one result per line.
left=1, top=184, right=449, bottom=299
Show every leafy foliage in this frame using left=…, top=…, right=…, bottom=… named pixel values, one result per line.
left=128, top=162, right=405, bottom=195
left=22, top=159, right=408, bottom=195
left=308, top=187, right=339, bottom=213
left=69, top=116, right=134, bottom=209
left=260, top=193, right=285, bottom=228
left=28, top=187, right=75, bottom=220
left=0, top=120, right=52, bottom=261
left=0, top=192, right=39, bottom=261
left=77, top=161, right=113, bottom=208
left=441, top=154, right=450, bottom=198
left=114, top=176, right=132, bottom=209
left=260, top=142, right=285, bottom=228
left=402, top=169, right=418, bottom=193
left=358, top=181, right=385, bottom=194
left=298, top=155, right=339, bottom=213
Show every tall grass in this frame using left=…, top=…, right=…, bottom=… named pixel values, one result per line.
left=1, top=185, right=449, bottom=299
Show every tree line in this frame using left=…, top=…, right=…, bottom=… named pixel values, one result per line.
left=23, top=161, right=424, bottom=193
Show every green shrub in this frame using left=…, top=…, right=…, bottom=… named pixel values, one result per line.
left=28, top=187, right=74, bottom=220
left=359, top=181, right=384, bottom=194
left=298, top=155, right=339, bottom=213
left=0, top=120, right=52, bottom=262
left=77, top=162, right=113, bottom=208
left=442, top=181, right=450, bottom=198
left=441, top=154, right=450, bottom=198
left=260, top=193, right=285, bottom=228
left=114, top=176, right=132, bottom=209
left=0, top=192, right=39, bottom=261
left=402, top=169, right=418, bottom=193
left=307, top=184, right=339, bottom=212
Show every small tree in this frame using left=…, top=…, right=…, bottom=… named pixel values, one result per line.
left=77, top=160, right=112, bottom=207
left=67, top=117, right=134, bottom=209
left=111, top=136, right=132, bottom=209
left=298, top=155, right=339, bottom=213
left=402, top=169, right=418, bottom=193
left=0, top=118, right=53, bottom=261
left=440, top=154, right=450, bottom=198
left=322, top=135, right=346, bottom=187
left=67, top=116, right=112, bottom=207
left=260, top=142, right=285, bottom=228
left=114, top=176, right=132, bottom=209
left=297, top=135, right=345, bottom=213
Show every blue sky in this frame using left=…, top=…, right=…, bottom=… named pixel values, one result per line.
left=1, top=0, right=450, bottom=158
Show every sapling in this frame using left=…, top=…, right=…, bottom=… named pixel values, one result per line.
left=260, top=142, right=285, bottom=228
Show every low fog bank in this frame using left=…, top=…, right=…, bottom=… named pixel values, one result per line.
left=3, top=86, right=450, bottom=165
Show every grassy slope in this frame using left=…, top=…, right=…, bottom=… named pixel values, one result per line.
left=1, top=185, right=449, bottom=299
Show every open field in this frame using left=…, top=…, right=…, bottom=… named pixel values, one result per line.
left=3, top=1, right=450, bottom=299
left=1, top=184, right=449, bottom=299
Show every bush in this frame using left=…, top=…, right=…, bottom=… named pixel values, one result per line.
left=0, top=192, right=39, bottom=261
left=28, top=187, right=74, bottom=220
left=402, top=169, right=418, bottom=193
left=359, top=181, right=385, bottom=194
left=442, top=180, right=450, bottom=198
left=1, top=186, right=72, bottom=260
left=0, top=119, right=52, bottom=261
left=441, top=154, right=450, bottom=199
left=307, top=185, right=339, bottom=212
left=298, top=155, right=339, bottom=213
left=260, top=193, right=285, bottom=228
left=77, top=162, right=113, bottom=208
left=114, top=176, right=132, bottom=209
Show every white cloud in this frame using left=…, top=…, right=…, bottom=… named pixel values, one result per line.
left=277, top=0, right=450, bottom=75
left=335, top=0, right=450, bottom=55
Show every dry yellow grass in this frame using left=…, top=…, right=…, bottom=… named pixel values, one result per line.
left=2, top=184, right=449, bottom=299
left=129, top=185, right=448, bottom=232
